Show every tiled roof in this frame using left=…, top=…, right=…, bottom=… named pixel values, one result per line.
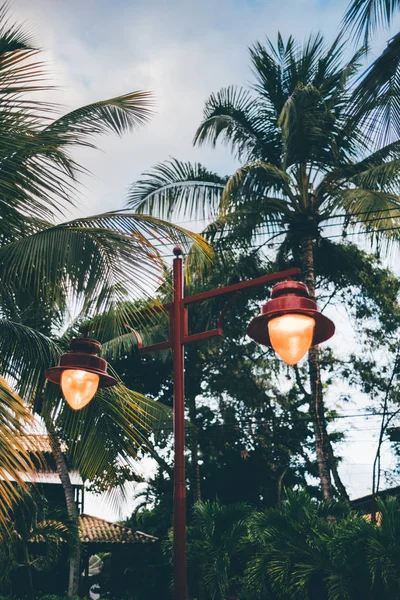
left=351, top=485, right=400, bottom=512
left=79, top=514, right=157, bottom=545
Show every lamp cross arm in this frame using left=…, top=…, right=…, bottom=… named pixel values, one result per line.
left=183, top=267, right=301, bottom=306
left=136, top=267, right=301, bottom=354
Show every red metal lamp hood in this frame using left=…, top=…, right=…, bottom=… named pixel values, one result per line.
left=45, top=338, right=117, bottom=410
left=246, top=280, right=335, bottom=364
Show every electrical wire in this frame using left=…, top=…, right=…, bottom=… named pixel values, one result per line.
left=141, top=215, right=400, bottom=254
left=143, top=211, right=400, bottom=242
left=153, top=412, right=400, bottom=433
left=140, top=206, right=400, bottom=229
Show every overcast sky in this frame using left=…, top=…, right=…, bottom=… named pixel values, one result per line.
left=11, top=0, right=400, bottom=520
left=12, top=0, right=356, bottom=218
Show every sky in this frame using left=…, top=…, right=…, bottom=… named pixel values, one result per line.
left=10, top=0, right=400, bottom=520
left=11, top=0, right=353, bottom=218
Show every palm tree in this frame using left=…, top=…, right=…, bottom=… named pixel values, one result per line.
left=0, top=6, right=208, bottom=596
left=127, top=33, right=400, bottom=499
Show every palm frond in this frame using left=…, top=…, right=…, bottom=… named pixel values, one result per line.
left=0, top=321, right=59, bottom=399
left=0, top=379, right=35, bottom=529
left=0, top=212, right=210, bottom=336
left=250, top=37, right=291, bottom=115
left=337, top=188, right=400, bottom=221
left=220, top=160, right=293, bottom=216
left=42, top=91, right=153, bottom=145
left=51, top=383, right=166, bottom=484
left=0, top=3, right=53, bottom=108
left=127, top=157, right=226, bottom=220
left=0, top=92, right=154, bottom=222
left=194, top=86, right=278, bottom=161
left=350, top=31, right=400, bottom=148
left=348, top=158, right=400, bottom=190
left=343, top=0, right=400, bottom=44
left=0, top=6, right=154, bottom=221
left=334, top=189, right=400, bottom=247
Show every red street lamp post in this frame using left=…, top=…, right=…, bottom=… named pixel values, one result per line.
left=45, top=248, right=334, bottom=600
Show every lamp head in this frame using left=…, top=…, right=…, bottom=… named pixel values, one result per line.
left=45, top=338, right=117, bottom=410
left=246, top=280, right=335, bottom=364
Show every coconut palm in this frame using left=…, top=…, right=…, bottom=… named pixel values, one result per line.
left=0, top=6, right=209, bottom=596
left=128, top=33, right=400, bottom=498
left=128, top=33, right=400, bottom=499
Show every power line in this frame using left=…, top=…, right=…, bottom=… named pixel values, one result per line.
left=148, top=224, right=400, bottom=254
left=154, top=412, right=400, bottom=434
left=138, top=206, right=400, bottom=229
left=141, top=215, right=400, bottom=253
left=143, top=211, right=400, bottom=243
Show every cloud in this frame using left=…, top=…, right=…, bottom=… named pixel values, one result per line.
left=12, top=0, right=351, bottom=218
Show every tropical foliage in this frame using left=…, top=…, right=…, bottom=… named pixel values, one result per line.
left=2, top=0, right=400, bottom=597
left=344, top=0, right=400, bottom=42
left=0, top=3, right=206, bottom=499
left=0, top=490, right=72, bottom=600
left=0, top=5, right=209, bottom=597
left=122, top=238, right=400, bottom=598
left=171, top=493, right=400, bottom=600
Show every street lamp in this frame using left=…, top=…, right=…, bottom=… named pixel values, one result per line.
left=45, top=338, right=117, bottom=410
left=246, top=280, right=335, bottom=364
left=45, top=249, right=334, bottom=600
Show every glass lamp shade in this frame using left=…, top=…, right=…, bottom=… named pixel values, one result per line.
left=267, top=314, right=315, bottom=365
left=60, top=369, right=100, bottom=410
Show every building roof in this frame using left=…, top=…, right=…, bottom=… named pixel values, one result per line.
left=5, top=470, right=83, bottom=486
left=15, top=434, right=82, bottom=485
left=351, top=485, right=400, bottom=512
left=79, top=514, right=157, bottom=545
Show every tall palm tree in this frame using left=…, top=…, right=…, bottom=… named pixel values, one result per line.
left=128, top=33, right=400, bottom=499
left=0, top=6, right=208, bottom=595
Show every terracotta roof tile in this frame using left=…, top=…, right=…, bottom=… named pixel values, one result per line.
left=79, top=514, right=157, bottom=544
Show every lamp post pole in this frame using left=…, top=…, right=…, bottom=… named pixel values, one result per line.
left=139, top=249, right=303, bottom=600
left=172, top=249, right=187, bottom=600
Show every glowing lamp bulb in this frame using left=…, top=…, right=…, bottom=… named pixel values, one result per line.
left=267, top=314, right=315, bottom=365
left=60, top=369, right=99, bottom=410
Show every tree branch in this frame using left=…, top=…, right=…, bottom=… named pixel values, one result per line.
left=294, top=364, right=311, bottom=399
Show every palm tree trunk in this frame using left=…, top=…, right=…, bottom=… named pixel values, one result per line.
left=46, top=417, right=81, bottom=598
left=300, top=235, right=335, bottom=499
left=307, top=345, right=334, bottom=499
left=24, top=544, right=35, bottom=600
